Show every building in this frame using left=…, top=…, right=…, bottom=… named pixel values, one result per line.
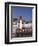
left=11, top=16, right=32, bottom=38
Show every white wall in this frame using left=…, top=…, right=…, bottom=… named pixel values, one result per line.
left=0, top=0, right=38, bottom=46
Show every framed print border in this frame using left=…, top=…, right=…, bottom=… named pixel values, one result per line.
left=5, top=2, right=37, bottom=44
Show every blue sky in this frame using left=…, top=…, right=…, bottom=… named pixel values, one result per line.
left=11, top=6, right=32, bottom=21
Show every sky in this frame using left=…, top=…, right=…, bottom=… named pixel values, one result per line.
left=11, top=6, right=32, bottom=21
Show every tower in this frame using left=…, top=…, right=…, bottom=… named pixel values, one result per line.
left=19, top=16, right=22, bottom=29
